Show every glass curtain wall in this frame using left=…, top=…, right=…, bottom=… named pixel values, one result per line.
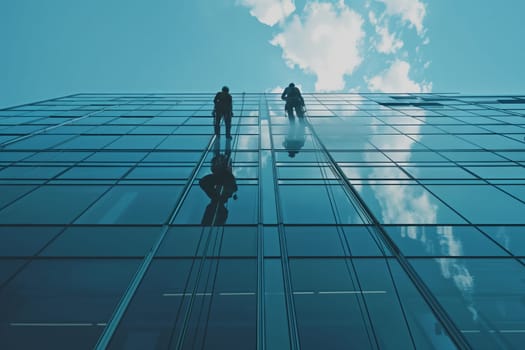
left=0, top=93, right=524, bottom=349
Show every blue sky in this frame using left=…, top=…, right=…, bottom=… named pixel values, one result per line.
left=1, top=0, right=524, bottom=108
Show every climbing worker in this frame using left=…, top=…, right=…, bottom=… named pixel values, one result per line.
left=281, top=83, right=305, bottom=122
left=213, top=86, right=233, bottom=138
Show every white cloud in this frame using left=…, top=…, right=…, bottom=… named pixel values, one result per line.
left=237, top=0, right=295, bottom=26
left=366, top=59, right=431, bottom=92
left=270, top=1, right=365, bottom=91
left=369, top=11, right=403, bottom=54
left=376, top=0, right=426, bottom=36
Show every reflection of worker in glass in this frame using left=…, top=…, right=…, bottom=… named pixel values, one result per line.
left=213, top=86, right=233, bottom=139
left=200, top=139, right=238, bottom=225
left=281, top=82, right=305, bottom=123
left=283, top=121, right=306, bottom=158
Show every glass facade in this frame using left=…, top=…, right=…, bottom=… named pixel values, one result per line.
left=0, top=93, right=524, bottom=349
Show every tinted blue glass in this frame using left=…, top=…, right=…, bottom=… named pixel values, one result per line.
left=460, top=134, right=524, bottom=149
left=125, top=166, right=193, bottom=179
left=76, top=185, right=183, bottom=224
left=0, top=259, right=25, bottom=285
left=129, top=125, right=173, bottom=134
left=465, top=166, right=525, bottom=179
left=57, top=135, right=118, bottom=149
left=111, top=258, right=257, bottom=350
left=0, top=259, right=140, bottom=350
left=288, top=259, right=373, bottom=349
left=357, top=184, right=467, bottom=224
left=385, top=226, right=507, bottom=256
left=439, top=151, right=505, bottom=162
left=280, top=185, right=363, bottom=224
left=106, top=135, right=166, bottom=149
left=4, top=135, right=73, bottom=150
left=417, top=135, right=477, bottom=150
left=59, top=166, right=130, bottom=179
left=219, top=226, right=257, bottom=256
left=0, top=185, right=36, bottom=208
left=0, top=151, right=33, bottom=161
left=411, top=258, right=525, bottom=349
left=264, top=258, right=291, bottom=349
left=0, top=227, right=61, bottom=256
left=384, top=151, right=448, bottom=162
left=427, top=185, right=525, bottom=224
left=332, top=151, right=391, bottom=163
left=388, top=261, right=457, bottom=349
left=157, top=227, right=207, bottom=257
left=26, top=151, right=92, bottom=162
left=143, top=152, right=202, bottom=162
left=278, top=166, right=336, bottom=179
left=157, top=135, right=210, bottom=150
left=497, top=185, right=525, bottom=202
left=286, top=226, right=346, bottom=256
left=343, top=226, right=388, bottom=256
left=402, top=166, right=476, bottom=179
left=280, top=185, right=335, bottom=224
left=85, top=152, right=146, bottom=162
left=479, top=226, right=525, bottom=256
left=41, top=227, right=160, bottom=257
left=342, top=166, right=410, bottom=179
left=0, top=166, right=67, bottom=179
left=108, top=259, right=195, bottom=350
left=181, top=259, right=257, bottom=349
left=0, top=185, right=108, bottom=224
left=264, top=226, right=281, bottom=256
left=85, top=125, right=135, bottom=134
left=174, top=185, right=257, bottom=225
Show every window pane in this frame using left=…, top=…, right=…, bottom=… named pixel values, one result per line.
left=385, top=226, right=508, bottom=256
left=76, top=185, right=183, bottom=224
left=0, top=227, right=61, bottom=256
left=411, top=258, right=525, bottom=349
left=427, top=185, right=525, bottom=224
left=109, top=259, right=257, bottom=350
left=174, top=185, right=257, bottom=225
left=41, top=226, right=161, bottom=257
left=0, top=185, right=108, bottom=224
left=479, top=226, right=525, bottom=256
left=357, top=184, right=467, bottom=224
left=0, top=259, right=141, bottom=350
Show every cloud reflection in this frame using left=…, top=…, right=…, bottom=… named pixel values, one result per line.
left=316, top=102, right=478, bottom=320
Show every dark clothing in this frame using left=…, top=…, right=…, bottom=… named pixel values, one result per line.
left=214, top=110, right=232, bottom=136
left=281, top=86, right=305, bottom=121
left=281, top=86, right=305, bottom=107
left=213, top=91, right=233, bottom=136
left=214, top=91, right=232, bottom=113
left=199, top=145, right=238, bottom=226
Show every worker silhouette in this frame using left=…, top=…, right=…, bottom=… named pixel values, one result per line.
left=200, top=139, right=238, bottom=225
left=281, top=83, right=305, bottom=123
left=213, top=86, right=233, bottom=139
left=283, top=121, right=306, bottom=158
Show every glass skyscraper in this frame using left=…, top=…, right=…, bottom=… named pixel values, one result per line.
left=0, top=93, right=524, bottom=349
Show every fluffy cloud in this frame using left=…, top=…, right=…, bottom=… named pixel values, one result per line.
left=376, top=0, right=427, bottom=36
left=237, top=0, right=295, bottom=26
left=369, top=11, right=403, bottom=54
left=366, top=59, right=431, bottom=92
left=270, top=1, right=365, bottom=91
